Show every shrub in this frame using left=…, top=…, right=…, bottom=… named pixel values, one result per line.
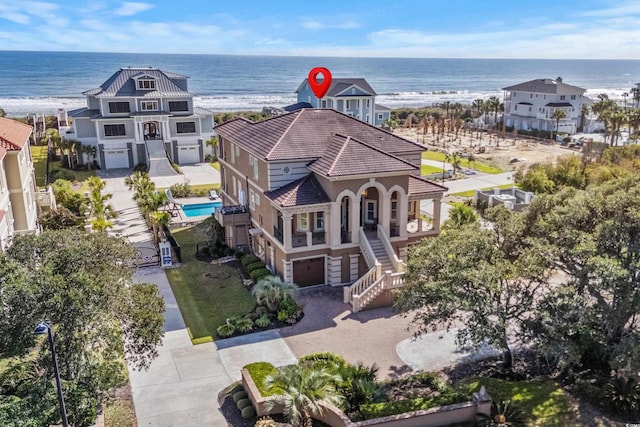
left=229, top=383, right=245, bottom=395
left=277, top=296, right=300, bottom=323
left=255, top=315, right=271, bottom=328
left=235, top=317, right=254, bottom=333
left=300, top=352, right=348, bottom=367
left=255, top=306, right=269, bottom=317
left=236, top=398, right=252, bottom=410
left=241, top=406, right=256, bottom=420
left=217, top=322, right=236, bottom=338
left=244, top=362, right=279, bottom=396
left=225, top=246, right=236, bottom=256
left=169, top=182, right=191, bottom=198
left=255, top=416, right=276, bottom=427
left=360, top=390, right=467, bottom=419
left=133, top=162, right=147, bottom=172
left=233, top=390, right=248, bottom=403
left=246, top=261, right=266, bottom=272
left=52, top=169, right=75, bottom=182
left=241, top=255, right=261, bottom=267
left=252, top=276, right=298, bottom=312
left=250, top=268, right=271, bottom=282
left=235, top=251, right=245, bottom=259
left=477, top=400, right=526, bottom=427
left=604, top=375, right=640, bottom=417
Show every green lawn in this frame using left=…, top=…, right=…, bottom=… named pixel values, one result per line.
left=457, top=377, right=576, bottom=427
left=422, top=151, right=504, bottom=174
left=164, top=226, right=255, bottom=343
left=31, top=145, right=96, bottom=188
left=451, top=183, right=518, bottom=198
left=421, top=164, right=444, bottom=175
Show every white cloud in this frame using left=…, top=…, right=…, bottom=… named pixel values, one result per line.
left=301, top=19, right=360, bottom=30
left=114, top=2, right=154, bottom=17
left=0, top=12, right=30, bottom=25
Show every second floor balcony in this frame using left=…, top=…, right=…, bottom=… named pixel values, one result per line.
left=214, top=205, right=249, bottom=227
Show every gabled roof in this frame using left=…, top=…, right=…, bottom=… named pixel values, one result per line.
left=375, top=103, right=391, bottom=111
left=265, top=174, right=330, bottom=207
left=82, top=68, right=191, bottom=98
left=0, top=117, right=31, bottom=159
left=408, top=175, right=448, bottom=195
left=309, top=134, right=416, bottom=177
left=215, top=109, right=424, bottom=162
left=502, top=78, right=585, bottom=94
left=296, top=78, right=377, bottom=97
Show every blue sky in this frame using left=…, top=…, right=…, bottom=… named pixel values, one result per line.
left=1, top=0, right=639, bottom=58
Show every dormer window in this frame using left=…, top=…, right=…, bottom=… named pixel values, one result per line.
left=138, top=79, right=156, bottom=90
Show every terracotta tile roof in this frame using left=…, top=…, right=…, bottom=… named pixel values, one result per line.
left=265, top=174, right=330, bottom=207
left=0, top=117, right=31, bottom=159
left=408, top=175, right=448, bottom=196
left=309, top=134, right=416, bottom=177
left=215, top=109, right=423, bottom=162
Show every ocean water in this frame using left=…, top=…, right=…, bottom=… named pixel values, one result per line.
left=1, top=51, right=640, bottom=116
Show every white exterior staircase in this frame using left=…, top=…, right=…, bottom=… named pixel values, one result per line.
left=146, top=139, right=178, bottom=177
left=343, top=226, right=406, bottom=312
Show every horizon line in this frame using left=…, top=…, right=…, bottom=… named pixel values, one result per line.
left=2, top=49, right=640, bottom=61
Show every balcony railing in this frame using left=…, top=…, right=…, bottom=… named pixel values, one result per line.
left=214, top=205, right=249, bottom=227
left=341, top=229, right=352, bottom=244
left=312, top=232, right=325, bottom=245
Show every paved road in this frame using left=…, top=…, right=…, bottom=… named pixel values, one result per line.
left=421, top=171, right=515, bottom=225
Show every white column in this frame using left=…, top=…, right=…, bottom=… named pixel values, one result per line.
left=306, top=230, right=312, bottom=247
left=433, top=196, right=442, bottom=232
left=269, top=245, right=275, bottom=272
left=380, top=192, right=390, bottom=235
left=283, top=213, right=293, bottom=250
left=163, top=121, right=170, bottom=141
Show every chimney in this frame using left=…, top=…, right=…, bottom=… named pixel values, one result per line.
left=556, top=77, right=563, bottom=83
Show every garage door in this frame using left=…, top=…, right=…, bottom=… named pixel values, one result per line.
left=104, top=150, right=130, bottom=169
left=179, top=146, right=200, bottom=164
left=293, top=257, right=325, bottom=287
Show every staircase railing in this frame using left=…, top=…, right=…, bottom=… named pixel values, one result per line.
left=343, top=266, right=377, bottom=304
left=359, top=227, right=377, bottom=269
left=377, top=225, right=404, bottom=273
left=352, top=275, right=386, bottom=312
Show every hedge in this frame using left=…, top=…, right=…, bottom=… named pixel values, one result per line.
left=244, top=362, right=280, bottom=397
left=245, top=261, right=266, bottom=272
left=250, top=268, right=271, bottom=282
left=241, top=255, right=261, bottom=267
left=359, top=390, right=468, bottom=419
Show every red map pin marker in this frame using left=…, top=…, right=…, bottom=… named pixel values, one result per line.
left=308, top=67, right=332, bottom=99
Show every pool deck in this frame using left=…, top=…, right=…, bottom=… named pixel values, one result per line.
left=168, top=196, right=219, bottom=228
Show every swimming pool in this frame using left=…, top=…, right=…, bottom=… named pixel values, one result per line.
left=181, top=201, right=223, bottom=217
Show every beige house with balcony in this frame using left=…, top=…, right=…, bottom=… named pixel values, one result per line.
left=215, top=109, right=446, bottom=311
left=0, top=117, right=38, bottom=250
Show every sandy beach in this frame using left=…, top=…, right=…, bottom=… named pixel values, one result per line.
left=394, top=127, right=581, bottom=170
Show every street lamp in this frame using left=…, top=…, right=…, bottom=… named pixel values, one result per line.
left=34, top=322, right=69, bottom=427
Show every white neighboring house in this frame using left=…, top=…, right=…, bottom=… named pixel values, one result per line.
left=502, top=77, right=586, bottom=135
left=0, top=117, right=38, bottom=251
left=63, top=68, right=215, bottom=170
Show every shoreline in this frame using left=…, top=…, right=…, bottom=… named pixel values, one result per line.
left=1, top=86, right=632, bottom=117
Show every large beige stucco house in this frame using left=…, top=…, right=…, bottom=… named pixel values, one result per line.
left=215, top=109, right=446, bottom=311
left=0, top=117, right=38, bottom=251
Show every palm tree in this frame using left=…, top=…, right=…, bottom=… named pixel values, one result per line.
left=252, top=276, right=298, bottom=313
left=264, top=365, right=343, bottom=427
left=446, top=152, right=462, bottom=174
left=551, top=109, right=567, bottom=142
left=487, top=96, right=501, bottom=126
left=628, top=108, right=640, bottom=143
left=630, top=87, right=640, bottom=109
left=468, top=153, right=476, bottom=170
left=149, top=211, right=171, bottom=243
left=591, top=96, right=617, bottom=144
left=87, top=176, right=117, bottom=232
left=445, top=204, right=478, bottom=229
